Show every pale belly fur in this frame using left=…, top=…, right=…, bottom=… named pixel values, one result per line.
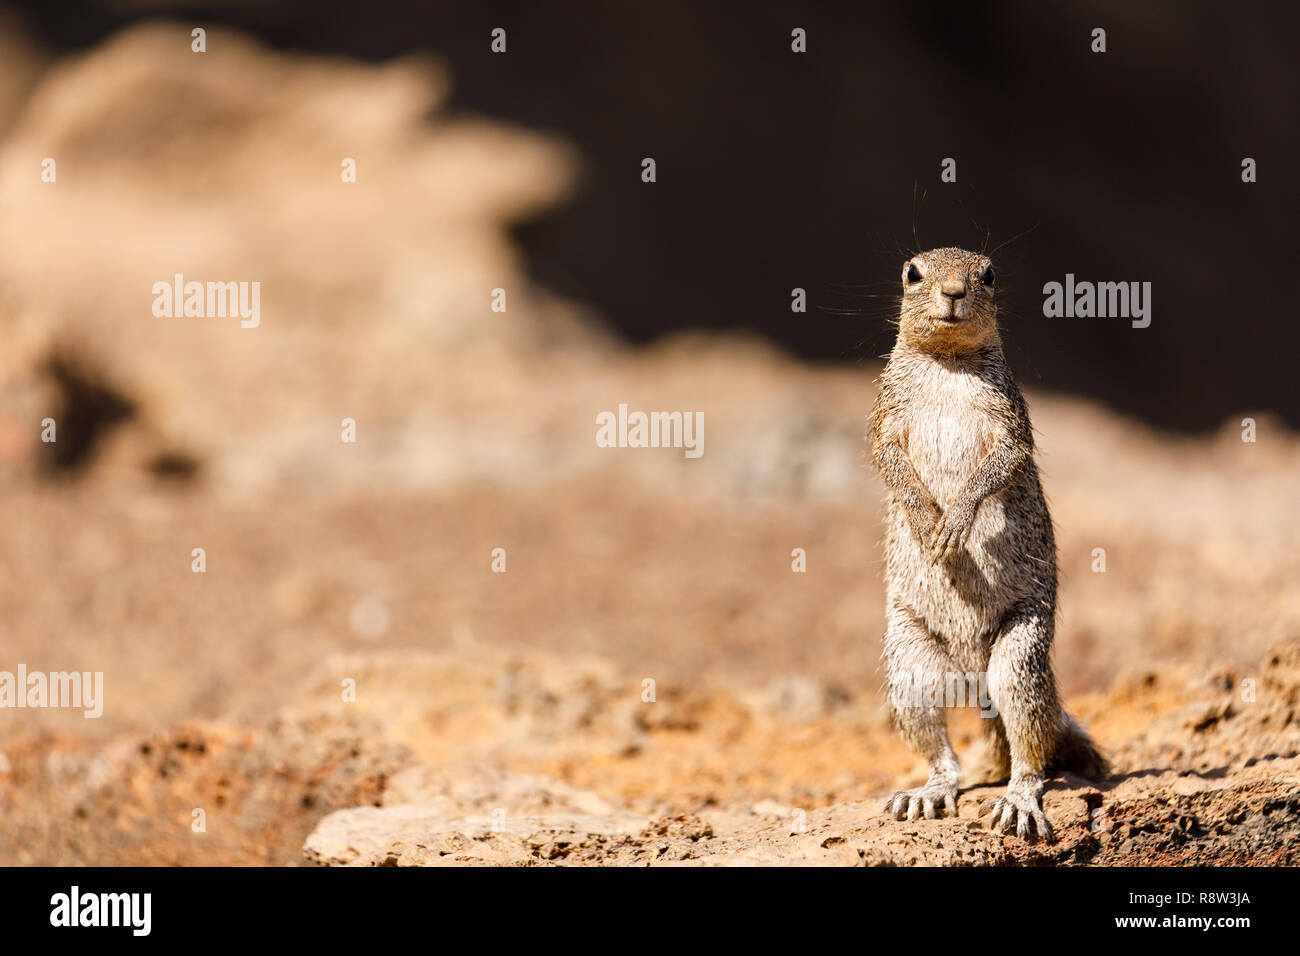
left=883, top=362, right=1051, bottom=659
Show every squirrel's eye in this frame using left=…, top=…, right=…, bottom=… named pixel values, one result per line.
left=906, top=263, right=922, bottom=284
left=981, top=266, right=995, bottom=286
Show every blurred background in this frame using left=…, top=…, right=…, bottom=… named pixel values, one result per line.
left=0, top=1, right=1296, bottom=864
left=8, top=0, right=1298, bottom=430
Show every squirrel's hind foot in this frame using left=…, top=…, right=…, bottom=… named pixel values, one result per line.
left=980, top=781, right=1054, bottom=842
left=883, top=782, right=959, bottom=821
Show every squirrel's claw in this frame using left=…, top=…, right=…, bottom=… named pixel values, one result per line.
left=981, top=787, right=1054, bottom=842
left=928, top=514, right=969, bottom=561
left=884, top=783, right=959, bottom=822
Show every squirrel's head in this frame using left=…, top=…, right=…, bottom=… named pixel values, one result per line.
left=898, top=247, right=998, bottom=353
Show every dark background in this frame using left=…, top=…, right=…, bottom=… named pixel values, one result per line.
left=10, top=0, right=1297, bottom=430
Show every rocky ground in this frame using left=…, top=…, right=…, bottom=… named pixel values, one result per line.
left=3, top=640, right=1298, bottom=865
left=0, top=20, right=1297, bottom=866
left=298, top=641, right=1300, bottom=867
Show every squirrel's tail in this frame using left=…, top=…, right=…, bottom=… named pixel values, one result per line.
left=1049, top=711, right=1110, bottom=780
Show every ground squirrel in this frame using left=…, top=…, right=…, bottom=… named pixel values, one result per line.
left=869, top=246, right=1108, bottom=842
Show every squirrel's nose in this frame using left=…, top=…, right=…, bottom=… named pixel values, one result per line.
left=940, top=280, right=966, bottom=300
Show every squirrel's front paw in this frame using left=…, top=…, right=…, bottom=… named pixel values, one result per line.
left=981, top=782, right=1053, bottom=842
left=883, top=782, right=958, bottom=821
left=905, top=503, right=941, bottom=547
left=928, top=500, right=976, bottom=561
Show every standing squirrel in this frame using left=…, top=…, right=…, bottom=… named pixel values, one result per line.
left=869, top=246, right=1107, bottom=842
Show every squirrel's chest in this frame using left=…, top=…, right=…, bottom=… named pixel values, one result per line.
left=898, top=365, right=994, bottom=502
